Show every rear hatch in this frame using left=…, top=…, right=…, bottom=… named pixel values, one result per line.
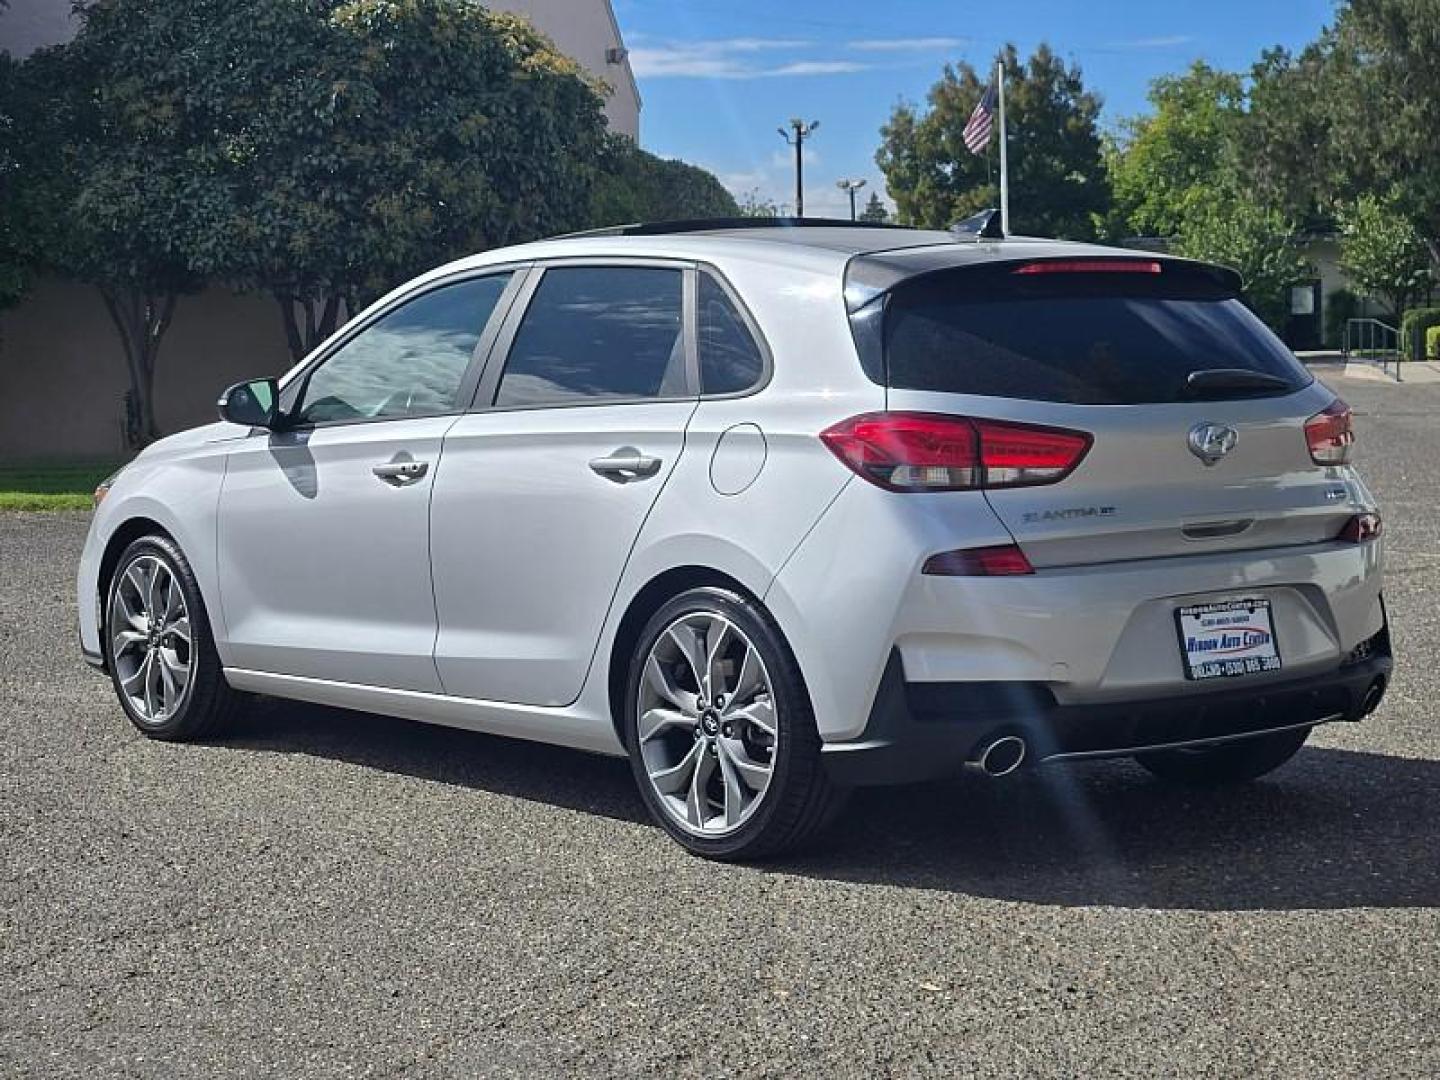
left=852, top=254, right=1356, bottom=568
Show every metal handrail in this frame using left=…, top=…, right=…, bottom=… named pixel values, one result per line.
left=1343, top=318, right=1403, bottom=382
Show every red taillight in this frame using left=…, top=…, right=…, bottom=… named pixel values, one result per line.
left=922, top=545, right=1035, bottom=576
left=1339, top=512, right=1382, bottom=543
left=1305, top=398, right=1354, bottom=465
left=819, top=412, right=1091, bottom=492
left=1012, top=259, right=1162, bottom=275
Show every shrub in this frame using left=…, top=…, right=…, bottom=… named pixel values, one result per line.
left=1427, top=325, right=1440, bottom=360
left=1400, top=307, right=1440, bottom=360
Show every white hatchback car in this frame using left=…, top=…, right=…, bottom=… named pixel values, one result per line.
left=79, top=219, right=1391, bottom=859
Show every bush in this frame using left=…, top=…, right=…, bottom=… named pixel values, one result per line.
left=1427, top=325, right=1440, bottom=360
left=1400, top=307, right=1440, bottom=360
left=1325, top=288, right=1360, bottom=348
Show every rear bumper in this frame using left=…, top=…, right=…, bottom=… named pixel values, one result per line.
left=822, top=621, right=1392, bottom=787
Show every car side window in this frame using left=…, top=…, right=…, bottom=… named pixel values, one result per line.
left=295, top=274, right=511, bottom=424
left=494, top=266, right=686, bottom=408
left=698, top=273, right=765, bottom=395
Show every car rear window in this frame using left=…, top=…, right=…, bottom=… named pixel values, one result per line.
left=879, top=264, right=1311, bottom=404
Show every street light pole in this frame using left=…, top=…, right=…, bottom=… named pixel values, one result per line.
left=836, top=178, right=867, bottom=220
left=778, top=119, right=820, bottom=218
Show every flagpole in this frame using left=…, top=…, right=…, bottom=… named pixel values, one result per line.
left=997, top=58, right=1010, bottom=236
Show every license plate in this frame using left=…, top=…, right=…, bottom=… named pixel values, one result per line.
left=1175, top=599, right=1282, bottom=681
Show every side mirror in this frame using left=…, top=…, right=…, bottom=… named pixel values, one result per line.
left=218, top=378, right=280, bottom=429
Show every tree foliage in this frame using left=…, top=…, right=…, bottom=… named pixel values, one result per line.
left=589, top=136, right=739, bottom=226
left=1175, top=199, right=1313, bottom=331
left=736, top=189, right=781, bottom=218
left=1331, top=0, right=1440, bottom=263
left=26, top=0, right=609, bottom=443
left=25, top=5, right=236, bottom=447
left=200, top=0, right=610, bottom=360
left=1337, top=193, right=1434, bottom=320
left=876, top=44, right=1108, bottom=239
left=1105, top=63, right=1245, bottom=239
left=858, top=192, right=889, bottom=223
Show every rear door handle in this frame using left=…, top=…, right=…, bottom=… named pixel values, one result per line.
left=372, top=460, right=430, bottom=486
left=589, top=448, right=662, bottom=482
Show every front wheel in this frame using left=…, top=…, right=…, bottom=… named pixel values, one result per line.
left=623, top=587, right=845, bottom=861
left=104, top=535, right=247, bottom=741
left=1134, top=725, right=1312, bottom=786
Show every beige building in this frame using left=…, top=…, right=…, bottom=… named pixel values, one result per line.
left=0, top=0, right=639, bottom=457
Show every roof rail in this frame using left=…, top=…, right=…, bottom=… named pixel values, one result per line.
left=555, top=217, right=918, bottom=239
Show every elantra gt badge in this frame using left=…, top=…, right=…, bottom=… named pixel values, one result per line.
left=1187, top=422, right=1238, bottom=466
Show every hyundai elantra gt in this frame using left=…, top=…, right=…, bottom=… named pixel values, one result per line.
left=78, top=219, right=1392, bottom=859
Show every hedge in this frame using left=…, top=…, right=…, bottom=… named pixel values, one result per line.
left=1427, top=325, right=1440, bottom=360
left=1400, top=307, right=1440, bottom=360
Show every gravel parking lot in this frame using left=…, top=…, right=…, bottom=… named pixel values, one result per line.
left=2, top=368, right=1437, bottom=1078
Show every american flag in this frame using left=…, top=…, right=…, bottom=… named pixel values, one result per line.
left=962, top=82, right=997, bottom=155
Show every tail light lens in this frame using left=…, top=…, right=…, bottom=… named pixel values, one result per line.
left=922, top=544, right=1034, bottom=576
left=1339, top=512, right=1382, bottom=543
left=1305, top=398, right=1354, bottom=465
left=819, top=412, right=1091, bottom=492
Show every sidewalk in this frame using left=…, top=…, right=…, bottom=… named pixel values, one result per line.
left=1295, top=350, right=1440, bottom=384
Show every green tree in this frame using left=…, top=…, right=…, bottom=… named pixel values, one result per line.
left=1337, top=193, right=1434, bottom=320
left=876, top=44, right=1108, bottom=239
left=1237, top=42, right=1353, bottom=229
left=1331, top=0, right=1440, bottom=266
left=1105, top=62, right=1246, bottom=239
left=208, top=0, right=609, bottom=361
left=27, top=7, right=232, bottom=447
left=589, top=136, right=740, bottom=226
left=858, top=191, right=889, bottom=223
left=30, top=0, right=607, bottom=441
left=736, top=189, right=781, bottom=218
left=1175, top=199, right=1312, bottom=331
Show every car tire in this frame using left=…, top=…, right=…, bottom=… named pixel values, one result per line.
left=103, top=534, right=247, bottom=741
left=623, top=586, right=847, bottom=861
left=1134, top=725, right=1312, bottom=786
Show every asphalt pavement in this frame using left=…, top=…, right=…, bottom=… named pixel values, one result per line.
left=2, top=368, right=1437, bottom=1077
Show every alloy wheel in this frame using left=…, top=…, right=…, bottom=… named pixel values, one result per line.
left=108, top=554, right=193, bottom=726
left=636, top=611, right=778, bottom=836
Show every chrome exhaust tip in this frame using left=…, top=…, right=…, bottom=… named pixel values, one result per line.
left=1359, top=676, right=1387, bottom=718
left=970, top=735, right=1027, bottom=778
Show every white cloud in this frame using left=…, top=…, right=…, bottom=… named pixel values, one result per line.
left=764, top=60, right=868, bottom=77
left=630, top=38, right=871, bottom=80
left=847, top=37, right=968, bottom=52
left=1102, top=35, right=1195, bottom=49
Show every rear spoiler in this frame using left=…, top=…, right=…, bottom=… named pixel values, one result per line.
left=843, top=250, right=1244, bottom=313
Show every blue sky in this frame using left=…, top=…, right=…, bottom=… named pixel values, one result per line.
left=613, top=0, right=1339, bottom=217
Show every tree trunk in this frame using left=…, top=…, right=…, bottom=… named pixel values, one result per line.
left=275, top=291, right=348, bottom=364
left=98, top=285, right=177, bottom=450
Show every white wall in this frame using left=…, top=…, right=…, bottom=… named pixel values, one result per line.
left=0, top=0, right=78, bottom=57
left=492, top=0, right=640, bottom=139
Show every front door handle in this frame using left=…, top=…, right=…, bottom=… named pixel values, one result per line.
left=372, top=460, right=430, bottom=486
left=589, top=448, right=662, bottom=482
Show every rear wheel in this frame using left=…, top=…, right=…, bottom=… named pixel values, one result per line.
left=104, top=535, right=247, bottom=741
left=623, top=587, right=845, bottom=860
left=1135, top=725, right=1311, bottom=786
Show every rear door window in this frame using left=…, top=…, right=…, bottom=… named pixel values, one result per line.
left=698, top=273, right=765, bottom=395
left=494, top=266, right=686, bottom=407
left=881, top=264, right=1311, bottom=404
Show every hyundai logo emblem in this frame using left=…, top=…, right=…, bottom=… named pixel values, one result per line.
left=1187, top=422, right=1238, bottom=466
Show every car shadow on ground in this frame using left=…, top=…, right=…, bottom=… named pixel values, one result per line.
left=219, top=699, right=1439, bottom=912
